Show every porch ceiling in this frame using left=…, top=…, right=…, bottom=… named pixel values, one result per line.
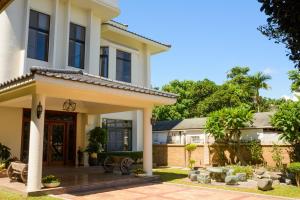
left=0, top=67, right=177, bottom=111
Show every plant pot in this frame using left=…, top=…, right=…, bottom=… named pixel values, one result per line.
left=43, top=182, right=61, bottom=188
left=88, top=156, right=98, bottom=166
left=134, top=173, right=147, bottom=177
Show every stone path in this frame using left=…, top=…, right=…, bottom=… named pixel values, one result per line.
left=54, top=183, right=295, bottom=200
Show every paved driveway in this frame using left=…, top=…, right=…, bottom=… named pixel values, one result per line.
left=55, top=183, right=294, bottom=200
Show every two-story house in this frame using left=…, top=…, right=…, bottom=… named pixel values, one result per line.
left=0, top=0, right=176, bottom=192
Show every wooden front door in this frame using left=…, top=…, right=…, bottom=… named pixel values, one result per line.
left=44, top=122, right=67, bottom=166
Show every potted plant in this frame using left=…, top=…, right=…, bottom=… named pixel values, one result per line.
left=132, top=168, right=146, bottom=177
left=42, top=175, right=61, bottom=188
left=85, top=127, right=108, bottom=166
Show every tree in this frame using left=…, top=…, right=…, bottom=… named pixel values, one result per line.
left=288, top=70, right=300, bottom=92
left=271, top=101, right=300, bottom=161
left=248, top=72, right=271, bottom=112
left=153, top=79, right=218, bottom=120
left=205, top=106, right=254, bottom=164
left=258, top=0, right=300, bottom=69
left=227, top=66, right=250, bottom=85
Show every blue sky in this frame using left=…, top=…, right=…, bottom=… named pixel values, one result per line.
left=115, top=1, right=295, bottom=99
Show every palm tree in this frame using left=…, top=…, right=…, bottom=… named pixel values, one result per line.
left=249, top=72, right=272, bottom=112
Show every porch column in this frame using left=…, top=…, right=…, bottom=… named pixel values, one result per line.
left=143, top=107, right=153, bottom=176
left=27, top=94, right=45, bottom=192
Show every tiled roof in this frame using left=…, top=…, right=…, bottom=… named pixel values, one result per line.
left=153, top=112, right=274, bottom=131
left=103, top=22, right=171, bottom=48
left=0, top=67, right=178, bottom=99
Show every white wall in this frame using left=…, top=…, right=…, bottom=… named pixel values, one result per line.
left=0, top=107, right=23, bottom=158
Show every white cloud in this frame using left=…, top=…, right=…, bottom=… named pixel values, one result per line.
left=263, top=67, right=276, bottom=75
left=281, top=94, right=299, bottom=101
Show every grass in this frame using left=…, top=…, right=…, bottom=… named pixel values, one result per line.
left=0, top=189, right=59, bottom=200
left=153, top=168, right=300, bottom=199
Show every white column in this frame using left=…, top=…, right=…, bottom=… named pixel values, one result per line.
left=64, top=0, right=71, bottom=68
left=143, top=107, right=153, bottom=176
left=27, top=94, right=46, bottom=192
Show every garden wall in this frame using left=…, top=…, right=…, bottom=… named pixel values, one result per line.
left=153, top=144, right=291, bottom=167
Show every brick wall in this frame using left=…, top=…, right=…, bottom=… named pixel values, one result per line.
left=153, top=144, right=292, bottom=167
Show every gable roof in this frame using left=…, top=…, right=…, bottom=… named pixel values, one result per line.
left=153, top=112, right=274, bottom=132
left=0, top=67, right=178, bottom=99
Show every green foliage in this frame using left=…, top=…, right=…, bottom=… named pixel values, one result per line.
left=288, top=70, right=300, bottom=92
left=271, top=144, right=284, bottom=169
left=85, top=127, right=108, bottom=154
left=188, top=159, right=196, bottom=170
left=154, top=66, right=275, bottom=121
left=132, top=168, right=145, bottom=175
left=185, top=143, right=197, bottom=152
left=230, top=165, right=254, bottom=179
left=42, top=175, right=60, bottom=184
left=248, top=140, right=263, bottom=165
left=287, top=162, right=300, bottom=187
left=0, top=143, right=11, bottom=162
left=271, top=101, right=300, bottom=159
left=258, top=0, right=300, bottom=69
left=99, top=151, right=143, bottom=163
left=205, top=106, right=253, bottom=164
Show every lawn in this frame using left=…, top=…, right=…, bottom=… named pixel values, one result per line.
left=0, top=189, right=58, bottom=200
left=153, top=168, right=300, bottom=199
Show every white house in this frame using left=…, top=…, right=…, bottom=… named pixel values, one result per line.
left=0, top=0, right=177, bottom=192
left=153, top=112, right=285, bottom=145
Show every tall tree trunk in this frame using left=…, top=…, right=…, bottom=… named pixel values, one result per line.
left=234, top=133, right=246, bottom=165
left=256, top=89, right=260, bottom=112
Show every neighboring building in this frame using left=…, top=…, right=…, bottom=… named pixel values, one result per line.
left=0, top=0, right=177, bottom=192
left=153, top=112, right=285, bottom=145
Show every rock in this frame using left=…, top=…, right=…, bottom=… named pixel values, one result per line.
left=190, top=174, right=198, bottom=181
left=225, top=176, right=238, bottom=185
left=273, top=180, right=280, bottom=185
left=226, top=169, right=234, bottom=176
left=257, top=179, right=273, bottom=191
left=188, top=170, right=199, bottom=178
left=285, top=179, right=292, bottom=185
left=255, top=168, right=266, bottom=176
left=269, top=172, right=281, bottom=180
left=236, top=173, right=247, bottom=182
left=197, top=173, right=211, bottom=184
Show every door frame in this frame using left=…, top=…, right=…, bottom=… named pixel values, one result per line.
left=21, top=109, right=77, bottom=166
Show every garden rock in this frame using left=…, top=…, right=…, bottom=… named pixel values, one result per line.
left=236, top=173, right=247, bottom=182
left=188, top=170, right=199, bottom=178
left=225, top=176, right=238, bottom=185
left=190, top=173, right=198, bottom=181
left=197, top=173, right=211, bottom=184
left=285, top=179, right=292, bottom=185
left=226, top=169, right=234, bottom=176
left=257, top=179, right=273, bottom=191
left=208, top=167, right=228, bottom=182
left=255, top=168, right=266, bottom=176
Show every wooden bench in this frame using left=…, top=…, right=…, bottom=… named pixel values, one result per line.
left=7, top=161, right=28, bottom=183
left=103, top=156, right=134, bottom=175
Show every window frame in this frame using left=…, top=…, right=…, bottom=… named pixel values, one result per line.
left=68, top=23, right=86, bottom=69
left=116, top=49, right=132, bottom=83
left=100, top=46, right=109, bottom=78
left=27, top=9, right=50, bottom=62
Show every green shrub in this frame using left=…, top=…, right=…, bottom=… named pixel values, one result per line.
left=287, top=162, right=300, bottom=187
left=188, top=159, right=196, bottom=170
left=185, top=144, right=197, bottom=152
left=132, top=168, right=145, bottom=175
left=0, top=143, right=11, bottom=162
left=271, top=143, right=284, bottom=170
left=247, top=140, right=263, bottom=165
left=230, top=165, right=253, bottom=179
left=99, top=151, right=143, bottom=164
left=42, top=175, right=60, bottom=184
left=86, top=127, right=108, bottom=154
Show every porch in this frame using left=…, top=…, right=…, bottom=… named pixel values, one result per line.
left=0, top=67, right=177, bottom=193
left=0, top=166, right=159, bottom=196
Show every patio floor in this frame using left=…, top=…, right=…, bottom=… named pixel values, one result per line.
left=0, top=166, right=159, bottom=196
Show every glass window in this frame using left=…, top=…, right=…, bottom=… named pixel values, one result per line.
left=100, top=47, right=109, bottom=78
left=103, top=119, right=132, bottom=152
left=68, top=23, right=85, bottom=69
left=116, top=50, right=131, bottom=83
left=27, top=10, right=50, bottom=61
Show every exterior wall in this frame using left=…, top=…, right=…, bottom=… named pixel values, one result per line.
left=153, top=144, right=292, bottom=168
left=0, top=107, right=23, bottom=158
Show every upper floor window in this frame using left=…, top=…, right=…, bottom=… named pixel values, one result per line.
left=27, top=10, right=50, bottom=61
left=68, top=23, right=85, bottom=69
left=116, top=50, right=131, bottom=83
left=100, top=47, right=109, bottom=78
